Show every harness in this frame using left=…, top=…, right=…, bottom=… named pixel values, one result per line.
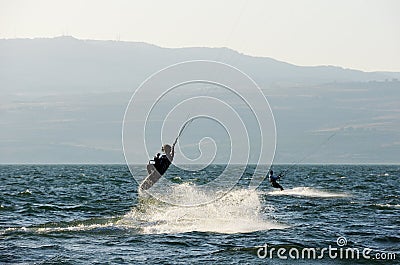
left=154, top=154, right=171, bottom=175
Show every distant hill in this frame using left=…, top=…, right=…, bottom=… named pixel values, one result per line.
left=1, top=36, right=398, bottom=95
left=0, top=36, right=399, bottom=164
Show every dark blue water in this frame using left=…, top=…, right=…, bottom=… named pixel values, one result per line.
left=1, top=165, right=399, bottom=264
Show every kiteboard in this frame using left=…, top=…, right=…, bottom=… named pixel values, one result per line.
left=139, top=170, right=162, bottom=190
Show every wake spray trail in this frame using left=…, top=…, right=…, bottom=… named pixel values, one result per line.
left=117, top=184, right=288, bottom=234
left=266, top=187, right=349, bottom=198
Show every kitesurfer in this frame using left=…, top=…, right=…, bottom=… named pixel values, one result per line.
left=269, top=170, right=284, bottom=191
left=142, top=143, right=175, bottom=190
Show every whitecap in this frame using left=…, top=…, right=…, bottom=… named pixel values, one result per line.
left=374, top=204, right=400, bottom=209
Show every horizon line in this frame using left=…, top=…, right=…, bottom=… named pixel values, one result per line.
left=1, top=162, right=399, bottom=166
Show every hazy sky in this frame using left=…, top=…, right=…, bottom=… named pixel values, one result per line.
left=1, top=0, right=399, bottom=72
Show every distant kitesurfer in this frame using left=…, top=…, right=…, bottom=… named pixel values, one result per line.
left=141, top=143, right=176, bottom=190
left=269, top=170, right=284, bottom=191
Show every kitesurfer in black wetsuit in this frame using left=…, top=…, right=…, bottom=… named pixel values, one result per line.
left=269, top=170, right=284, bottom=191
left=142, top=143, right=175, bottom=190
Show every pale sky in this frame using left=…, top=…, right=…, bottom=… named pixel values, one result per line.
left=1, top=0, right=399, bottom=72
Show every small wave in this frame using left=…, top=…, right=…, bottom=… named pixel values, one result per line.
left=2, top=218, right=124, bottom=235
left=4, top=223, right=116, bottom=234
left=35, top=223, right=121, bottom=233
left=117, top=184, right=287, bottom=234
left=19, top=189, right=32, bottom=195
left=267, top=187, right=349, bottom=198
left=373, top=204, right=400, bottom=209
